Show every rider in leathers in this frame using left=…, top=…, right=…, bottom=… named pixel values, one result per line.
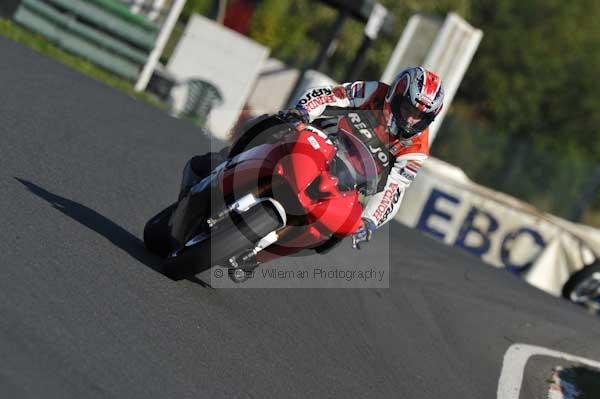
left=182, top=66, right=444, bottom=252
left=288, top=66, right=444, bottom=246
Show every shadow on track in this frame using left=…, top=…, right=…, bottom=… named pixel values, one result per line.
left=14, top=178, right=211, bottom=287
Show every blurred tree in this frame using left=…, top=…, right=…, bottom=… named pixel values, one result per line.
left=249, top=1, right=338, bottom=67
left=248, top=0, right=469, bottom=81
left=458, top=0, right=600, bottom=160
left=448, top=0, right=600, bottom=219
left=181, top=0, right=214, bottom=20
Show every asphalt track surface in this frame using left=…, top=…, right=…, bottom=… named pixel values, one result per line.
left=1, top=37, right=600, bottom=398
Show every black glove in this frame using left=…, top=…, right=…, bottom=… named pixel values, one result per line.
left=352, top=218, right=377, bottom=249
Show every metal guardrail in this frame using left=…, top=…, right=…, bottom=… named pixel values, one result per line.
left=45, top=0, right=157, bottom=48
left=22, top=0, right=149, bottom=63
left=13, top=0, right=158, bottom=80
left=86, top=0, right=159, bottom=30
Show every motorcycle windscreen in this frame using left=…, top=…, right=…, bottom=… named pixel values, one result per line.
left=334, top=129, right=380, bottom=196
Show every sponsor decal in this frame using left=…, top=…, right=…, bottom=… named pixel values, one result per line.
left=298, top=88, right=333, bottom=106
left=348, top=112, right=390, bottom=168
left=348, top=113, right=372, bottom=138
left=415, top=188, right=546, bottom=271
left=307, top=135, right=320, bottom=150
left=305, top=126, right=333, bottom=145
left=303, top=94, right=336, bottom=111
left=369, top=145, right=390, bottom=166
left=400, top=168, right=415, bottom=181
left=372, top=183, right=401, bottom=224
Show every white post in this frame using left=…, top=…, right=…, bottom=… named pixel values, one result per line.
left=364, top=3, right=387, bottom=40
left=135, top=0, right=187, bottom=92
left=216, top=0, right=228, bottom=24
left=424, top=13, right=483, bottom=143
left=380, top=14, right=422, bottom=84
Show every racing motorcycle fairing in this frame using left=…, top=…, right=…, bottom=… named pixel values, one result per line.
left=149, top=115, right=382, bottom=276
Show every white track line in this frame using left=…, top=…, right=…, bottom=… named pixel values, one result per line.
left=497, top=343, right=600, bottom=399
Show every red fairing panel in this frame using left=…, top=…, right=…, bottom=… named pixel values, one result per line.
left=308, top=187, right=363, bottom=235
left=279, top=129, right=363, bottom=236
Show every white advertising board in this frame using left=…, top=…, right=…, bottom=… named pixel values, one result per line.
left=167, top=14, right=269, bottom=140
left=396, top=157, right=600, bottom=296
left=246, top=58, right=300, bottom=116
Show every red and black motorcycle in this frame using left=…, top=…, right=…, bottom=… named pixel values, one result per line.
left=143, top=115, right=379, bottom=282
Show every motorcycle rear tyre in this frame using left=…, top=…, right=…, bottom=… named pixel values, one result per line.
left=562, top=262, right=600, bottom=304
left=143, top=203, right=177, bottom=258
left=162, top=202, right=282, bottom=280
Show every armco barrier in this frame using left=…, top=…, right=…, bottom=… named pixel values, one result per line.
left=44, top=0, right=156, bottom=48
left=13, top=0, right=158, bottom=80
left=86, top=0, right=159, bottom=30
left=22, top=0, right=148, bottom=63
left=396, top=157, right=600, bottom=296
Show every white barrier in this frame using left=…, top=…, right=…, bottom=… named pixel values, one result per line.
left=246, top=58, right=300, bottom=116
left=381, top=13, right=483, bottom=143
left=166, top=14, right=269, bottom=140
left=396, top=157, right=600, bottom=296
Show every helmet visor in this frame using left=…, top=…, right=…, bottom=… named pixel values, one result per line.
left=389, top=98, right=431, bottom=139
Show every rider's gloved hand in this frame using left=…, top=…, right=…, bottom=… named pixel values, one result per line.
left=278, top=107, right=309, bottom=124
left=352, top=218, right=377, bottom=249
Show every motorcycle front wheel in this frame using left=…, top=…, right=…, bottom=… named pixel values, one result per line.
left=562, top=262, right=600, bottom=314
